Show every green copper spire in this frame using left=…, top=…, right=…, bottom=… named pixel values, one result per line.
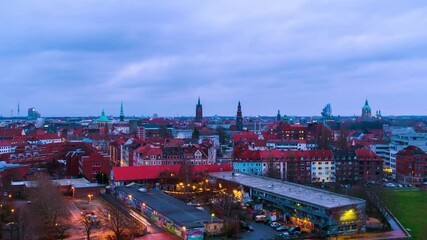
left=98, top=109, right=109, bottom=122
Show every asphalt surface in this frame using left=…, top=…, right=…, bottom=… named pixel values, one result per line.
left=240, top=220, right=283, bottom=240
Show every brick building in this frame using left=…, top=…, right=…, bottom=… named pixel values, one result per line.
left=396, top=146, right=427, bottom=185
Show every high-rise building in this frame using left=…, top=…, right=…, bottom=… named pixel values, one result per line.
left=321, top=103, right=332, bottom=118
left=119, top=102, right=125, bottom=122
left=195, top=97, right=203, bottom=123
left=236, top=101, right=243, bottom=131
left=361, top=100, right=372, bottom=119
left=27, top=107, right=41, bottom=119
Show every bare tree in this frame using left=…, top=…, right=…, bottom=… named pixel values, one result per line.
left=25, top=173, right=69, bottom=227
left=55, top=222, right=71, bottom=240
left=213, top=192, right=241, bottom=237
left=336, top=125, right=349, bottom=150
left=81, top=215, right=93, bottom=240
left=12, top=208, right=31, bottom=240
left=266, top=150, right=280, bottom=179
left=104, top=207, right=130, bottom=240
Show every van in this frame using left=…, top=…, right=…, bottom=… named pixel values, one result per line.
left=255, top=215, right=267, bottom=222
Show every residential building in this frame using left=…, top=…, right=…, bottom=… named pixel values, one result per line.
left=396, top=146, right=427, bottom=185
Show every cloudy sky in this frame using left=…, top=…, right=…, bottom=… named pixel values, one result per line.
left=1, top=1, right=427, bottom=117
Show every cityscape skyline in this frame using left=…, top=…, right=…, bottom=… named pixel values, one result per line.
left=1, top=1, right=427, bottom=116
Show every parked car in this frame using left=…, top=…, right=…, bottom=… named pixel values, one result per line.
left=287, top=226, right=301, bottom=234
left=276, top=225, right=288, bottom=231
left=263, top=219, right=273, bottom=225
left=255, top=215, right=267, bottom=222
left=246, top=225, right=254, bottom=231
left=240, top=221, right=254, bottom=231
left=270, top=222, right=281, bottom=228
left=275, top=232, right=290, bottom=239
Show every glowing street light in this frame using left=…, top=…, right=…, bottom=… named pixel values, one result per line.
left=211, top=213, right=215, bottom=223
left=88, top=194, right=93, bottom=204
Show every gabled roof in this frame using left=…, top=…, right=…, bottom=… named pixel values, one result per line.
left=355, top=149, right=382, bottom=161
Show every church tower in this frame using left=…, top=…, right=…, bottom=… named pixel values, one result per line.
left=236, top=101, right=243, bottom=131
left=119, top=102, right=125, bottom=122
left=195, top=97, right=203, bottom=123
left=277, top=110, right=281, bottom=122
left=361, top=99, right=372, bottom=119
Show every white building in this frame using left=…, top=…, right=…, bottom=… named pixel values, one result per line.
left=311, top=160, right=336, bottom=183
left=0, top=141, right=15, bottom=154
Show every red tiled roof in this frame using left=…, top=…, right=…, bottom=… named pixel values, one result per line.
left=0, top=140, right=12, bottom=146
left=113, top=165, right=181, bottom=181
left=232, top=132, right=258, bottom=142
left=112, top=164, right=232, bottom=181
left=396, top=146, right=426, bottom=156
left=32, top=133, right=61, bottom=140
left=0, top=128, right=25, bottom=138
left=356, top=149, right=382, bottom=161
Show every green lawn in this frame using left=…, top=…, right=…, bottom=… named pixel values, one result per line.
left=381, top=189, right=427, bottom=240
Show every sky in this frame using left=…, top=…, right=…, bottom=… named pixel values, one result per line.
left=1, top=1, right=427, bottom=117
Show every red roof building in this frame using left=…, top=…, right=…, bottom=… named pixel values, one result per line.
left=112, top=164, right=232, bottom=184
left=396, top=146, right=427, bottom=185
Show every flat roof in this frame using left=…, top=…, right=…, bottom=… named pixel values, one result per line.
left=117, top=186, right=220, bottom=229
left=12, top=178, right=93, bottom=188
left=209, top=172, right=365, bottom=209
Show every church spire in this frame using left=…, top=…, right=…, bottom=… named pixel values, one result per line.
left=236, top=101, right=243, bottom=131
left=119, top=102, right=124, bottom=122
left=195, top=97, right=203, bottom=123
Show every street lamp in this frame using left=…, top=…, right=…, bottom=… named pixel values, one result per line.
left=211, top=213, right=215, bottom=223
left=128, top=194, right=133, bottom=201
left=88, top=194, right=93, bottom=204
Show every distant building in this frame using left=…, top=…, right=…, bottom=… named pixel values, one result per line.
left=236, top=101, right=243, bottom=131
left=28, top=107, right=41, bottom=119
left=396, top=146, right=427, bottom=185
left=195, top=97, right=203, bottom=123
left=361, top=100, right=371, bottom=119
left=64, top=142, right=110, bottom=182
left=119, top=102, right=125, bottom=122
left=372, top=127, right=427, bottom=177
left=276, top=110, right=281, bottom=122
left=321, top=103, right=332, bottom=118
left=97, top=110, right=109, bottom=134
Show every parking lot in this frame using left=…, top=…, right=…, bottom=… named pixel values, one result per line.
left=240, top=220, right=286, bottom=240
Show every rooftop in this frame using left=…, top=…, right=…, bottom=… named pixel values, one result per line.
left=209, top=172, right=365, bottom=209
left=117, top=186, right=220, bottom=228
